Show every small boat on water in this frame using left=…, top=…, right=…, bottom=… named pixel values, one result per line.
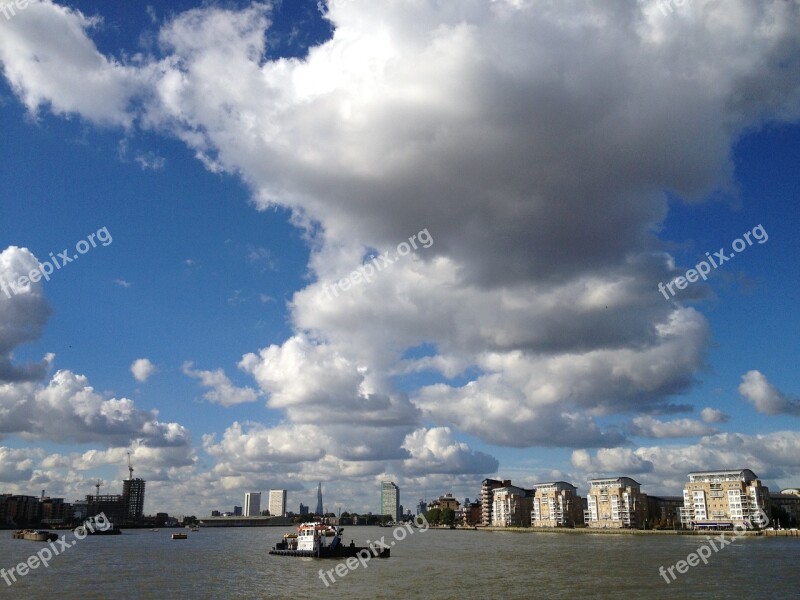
left=269, top=523, right=390, bottom=559
left=190, top=526, right=200, bottom=532
left=74, top=515, right=122, bottom=536
left=172, top=533, right=188, bottom=540
left=12, top=529, right=58, bottom=542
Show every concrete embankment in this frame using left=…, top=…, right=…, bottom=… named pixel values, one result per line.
left=480, top=526, right=773, bottom=537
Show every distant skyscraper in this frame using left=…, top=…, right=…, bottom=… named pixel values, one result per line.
left=244, top=492, right=261, bottom=517
left=299, top=503, right=309, bottom=516
left=381, top=481, right=400, bottom=521
left=122, top=478, right=146, bottom=521
left=269, top=490, right=287, bottom=517
left=315, top=482, right=323, bottom=515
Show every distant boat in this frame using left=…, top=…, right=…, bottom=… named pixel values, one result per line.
left=13, top=530, right=58, bottom=542
left=190, top=526, right=200, bottom=532
left=172, top=533, right=188, bottom=540
left=150, top=528, right=159, bottom=532
left=74, top=516, right=122, bottom=536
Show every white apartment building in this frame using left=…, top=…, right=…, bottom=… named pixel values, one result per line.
left=679, top=469, right=768, bottom=529
left=584, top=477, right=647, bottom=529
left=491, top=486, right=532, bottom=527
left=532, top=481, right=583, bottom=527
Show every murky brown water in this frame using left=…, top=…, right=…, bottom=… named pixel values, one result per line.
left=1, top=526, right=798, bottom=599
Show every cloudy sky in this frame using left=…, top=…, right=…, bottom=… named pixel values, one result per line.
left=1, top=0, right=799, bottom=517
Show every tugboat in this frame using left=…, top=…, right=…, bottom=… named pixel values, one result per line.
left=269, top=522, right=390, bottom=558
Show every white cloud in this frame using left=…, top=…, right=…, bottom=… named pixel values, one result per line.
left=182, top=361, right=259, bottom=406
left=239, top=335, right=419, bottom=425
left=629, top=415, right=718, bottom=439
left=130, top=358, right=157, bottom=383
left=401, top=427, right=498, bottom=476
left=700, top=407, right=730, bottom=423
left=0, top=246, right=53, bottom=383
left=739, top=370, right=800, bottom=416
left=0, top=369, right=192, bottom=449
left=0, top=0, right=147, bottom=126
left=2, top=0, right=800, bottom=493
left=572, top=431, right=800, bottom=495
left=0, top=446, right=39, bottom=482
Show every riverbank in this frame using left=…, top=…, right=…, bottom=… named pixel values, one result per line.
left=479, top=526, right=784, bottom=536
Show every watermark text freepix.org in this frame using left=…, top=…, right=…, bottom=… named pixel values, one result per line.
left=656, top=0, right=692, bottom=17
left=318, top=515, right=429, bottom=587
left=658, top=224, right=767, bottom=300
left=1, top=513, right=112, bottom=586
left=0, top=226, right=112, bottom=300
left=321, top=228, right=433, bottom=300
left=658, top=508, right=769, bottom=584
left=1, top=0, right=31, bottom=21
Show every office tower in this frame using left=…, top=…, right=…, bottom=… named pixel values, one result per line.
left=316, top=482, right=324, bottom=515
left=269, top=489, right=287, bottom=517
left=244, top=492, right=261, bottom=517
left=381, top=481, right=400, bottom=521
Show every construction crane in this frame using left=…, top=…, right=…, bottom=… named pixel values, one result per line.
left=127, top=452, right=134, bottom=481
left=95, top=480, right=102, bottom=499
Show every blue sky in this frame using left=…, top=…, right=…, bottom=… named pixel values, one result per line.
left=1, top=0, right=799, bottom=516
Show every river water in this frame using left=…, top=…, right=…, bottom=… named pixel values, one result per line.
left=1, top=526, right=798, bottom=599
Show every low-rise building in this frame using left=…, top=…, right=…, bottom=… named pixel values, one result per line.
left=532, top=481, right=583, bottom=527
left=768, top=488, right=800, bottom=528
left=679, top=469, right=769, bottom=530
left=429, top=493, right=460, bottom=511
left=3, top=495, right=42, bottom=527
left=40, top=497, right=71, bottom=526
left=492, top=485, right=533, bottom=527
left=462, top=499, right=481, bottom=526
left=584, top=477, right=647, bottom=529
left=646, top=496, right=682, bottom=529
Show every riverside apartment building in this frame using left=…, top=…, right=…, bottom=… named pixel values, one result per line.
left=531, top=481, right=584, bottom=527
left=584, top=477, right=647, bottom=528
left=679, top=469, right=769, bottom=530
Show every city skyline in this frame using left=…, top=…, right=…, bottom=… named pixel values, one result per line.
left=0, top=0, right=799, bottom=516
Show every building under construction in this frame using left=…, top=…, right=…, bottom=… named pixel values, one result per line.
left=76, top=454, right=146, bottom=526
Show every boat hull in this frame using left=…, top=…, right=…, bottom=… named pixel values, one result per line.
left=268, top=546, right=389, bottom=558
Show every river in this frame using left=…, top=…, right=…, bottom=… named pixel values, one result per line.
left=1, top=525, right=798, bottom=599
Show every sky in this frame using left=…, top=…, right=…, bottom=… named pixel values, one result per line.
left=0, top=0, right=799, bottom=517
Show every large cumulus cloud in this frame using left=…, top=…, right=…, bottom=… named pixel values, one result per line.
left=2, top=0, right=800, bottom=497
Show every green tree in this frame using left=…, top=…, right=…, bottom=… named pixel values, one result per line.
left=425, top=508, right=442, bottom=525
left=441, top=508, right=456, bottom=526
